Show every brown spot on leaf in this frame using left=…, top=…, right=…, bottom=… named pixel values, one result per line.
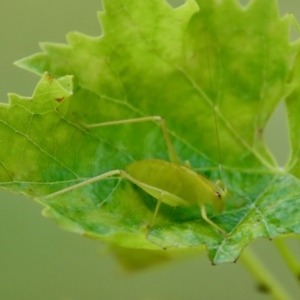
left=257, top=283, right=270, bottom=294
left=257, top=128, right=263, bottom=138
left=55, top=97, right=65, bottom=103
left=45, top=72, right=54, bottom=82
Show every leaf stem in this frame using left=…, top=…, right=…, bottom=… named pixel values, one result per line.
left=239, top=246, right=293, bottom=300
left=273, top=237, right=300, bottom=284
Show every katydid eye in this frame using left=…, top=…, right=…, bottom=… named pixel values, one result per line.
left=215, top=192, right=221, bottom=198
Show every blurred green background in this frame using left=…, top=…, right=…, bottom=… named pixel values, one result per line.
left=0, top=0, right=299, bottom=299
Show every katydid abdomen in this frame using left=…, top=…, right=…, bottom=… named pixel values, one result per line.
left=125, top=159, right=225, bottom=213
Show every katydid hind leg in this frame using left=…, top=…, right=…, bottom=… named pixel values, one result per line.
left=42, top=168, right=172, bottom=226
left=83, top=116, right=181, bottom=165
left=42, top=169, right=155, bottom=201
left=41, top=170, right=122, bottom=200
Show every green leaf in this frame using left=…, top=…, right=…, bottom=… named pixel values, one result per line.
left=2, top=0, right=300, bottom=265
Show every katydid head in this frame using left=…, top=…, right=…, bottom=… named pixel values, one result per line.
left=212, top=180, right=227, bottom=213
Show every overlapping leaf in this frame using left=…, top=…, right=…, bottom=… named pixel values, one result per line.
left=1, top=0, right=300, bottom=264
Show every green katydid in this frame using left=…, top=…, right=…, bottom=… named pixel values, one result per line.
left=42, top=30, right=228, bottom=235
left=43, top=114, right=227, bottom=235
